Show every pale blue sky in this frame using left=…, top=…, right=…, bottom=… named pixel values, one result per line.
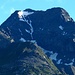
left=0, top=0, right=75, bottom=25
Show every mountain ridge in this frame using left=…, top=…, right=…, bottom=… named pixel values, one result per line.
left=0, top=42, right=62, bottom=75
left=0, top=7, right=75, bottom=75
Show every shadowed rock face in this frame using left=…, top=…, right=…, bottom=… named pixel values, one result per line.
left=0, top=7, right=75, bottom=48
left=0, top=7, right=75, bottom=75
left=0, top=42, right=62, bottom=75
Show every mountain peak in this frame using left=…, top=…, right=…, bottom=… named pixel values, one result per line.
left=46, top=7, right=73, bottom=22
left=17, top=10, right=34, bottom=19
left=0, top=7, right=74, bottom=48
left=24, top=8, right=35, bottom=12
left=60, top=8, right=73, bottom=22
left=0, top=7, right=75, bottom=75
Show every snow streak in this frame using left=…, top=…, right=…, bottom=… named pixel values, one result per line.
left=18, top=11, right=34, bottom=39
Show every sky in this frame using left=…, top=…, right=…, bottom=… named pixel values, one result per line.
left=0, top=0, right=75, bottom=25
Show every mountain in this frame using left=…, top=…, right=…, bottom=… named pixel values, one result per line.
left=0, top=7, right=75, bottom=75
left=0, top=42, right=62, bottom=75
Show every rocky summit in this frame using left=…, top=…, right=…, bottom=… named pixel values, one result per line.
left=0, top=7, right=75, bottom=75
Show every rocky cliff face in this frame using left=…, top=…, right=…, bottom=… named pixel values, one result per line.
left=0, top=42, right=62, bottom=75
left=0, top=7, right=75, bottom=75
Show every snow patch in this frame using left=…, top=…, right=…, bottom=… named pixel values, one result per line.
left=57, top=59, right=62, bottom=64
left=26, top=20, right=33, bottom=39
left=25, top=29, right=31, bottom=34
left=10, top=39, right=14, bottom=43
left=20, top=38, right=26, bottom=42
left=62, top=31, right=67, bottom=35
left=43, top=56, right=46, bottom=59
left=30, top=40, right=36, bottom=43
left=19, top=29, right=21, bottom=32
left=59, top=25, right=64, bottom=30
left=72, top=58, right=75, bottom=62
left=18, top=11, right=34, bottom=18
left=65, top=58, right=74, bottom=66
left=18, top=11, right=34, bottom=39
left=41, top=48, right=59, bottom=61
left=43, top=61, right=48, bottom=65
left=67, top=19, right=70, bottom=21
left=65, top=62, right=73, bottom=66
left=19, top=29, right=23, bottom=35
left=19, top=18, right=25, bottom=21
left=73, top=38, right=75, bottom=42
left=50, top=53, right=58, bottom=61
left=18, top=11, right=23, bottom=18
left=23, top=49, right=26, bottom=53
left=21, top=18, right=33, bottom=39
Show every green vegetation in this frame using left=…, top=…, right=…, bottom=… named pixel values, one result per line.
left=0, top=42, right=63, bottom=75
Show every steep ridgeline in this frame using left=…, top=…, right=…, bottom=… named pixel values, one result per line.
left=0, top=7, right=75, bottom=74
left=0, top=42, right=62, bottom=75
